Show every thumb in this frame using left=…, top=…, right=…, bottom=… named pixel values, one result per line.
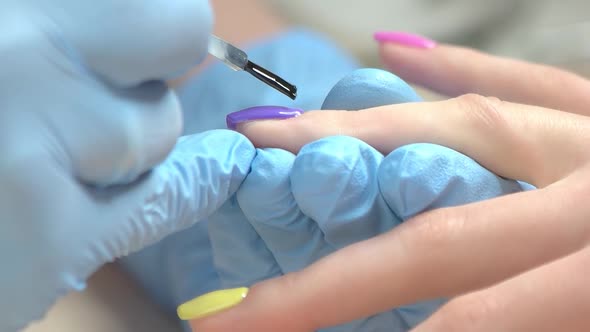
left=42, top=0, right=212, bottom=86
left=231, top=95, right=590, bottom=188
left=186, top=275, right=316, bottom=332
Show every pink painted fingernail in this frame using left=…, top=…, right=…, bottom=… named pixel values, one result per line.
left=226, top=106, right=303, bottom=130
left=373, top=31, right=437, bottom=49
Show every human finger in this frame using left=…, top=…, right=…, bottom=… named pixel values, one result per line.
left=375, top=32, right=590, bottom=115
left=192, top=173, right=590, bottom=331
left=321, top=68, right=422, bottom=110
left=412, top=246, right=590, bottom=332
left=42, top=0, right=213, bottom=86
left=233, top=96, right=590, bottom=188
left=290, top=136, right=396, bottom=247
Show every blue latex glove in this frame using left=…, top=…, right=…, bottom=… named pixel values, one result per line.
left=207, top=70, right=529, bottom=331
left=0, top=2, right=250, bottom=331
left=119, top=29, right=360, bottom=326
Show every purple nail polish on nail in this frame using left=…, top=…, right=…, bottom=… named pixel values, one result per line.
left=226, top=106, right=303, bottom=130
left=373, top=31, right=437, bottom=49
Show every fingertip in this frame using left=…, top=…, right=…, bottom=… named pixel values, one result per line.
left=226, top=106, right=303, bottom=131
left=165, top=130, right=256, bottom=218
left=178, top=287, right=249, bottom=321
left=188, top=276, right=315, bottom=332
left=373, top=31, right=437, bottom=49
left=377, top=43, right=440, bottom=90
left=236, top=148, right=295, bottom=215
left=379, top=143, right=523, bottom=220
left=233, top=120, right=298, bottom=153
left=378, top=42, right=419, bottom=65
left=232, top=110, right=336, bottom=153
left=231, top=108, right=379, bottom=154
left=321, top=68, right=422, bottom=111
left=291, top=136, right=387, bottom=245
left=377, top=41, right=482, bottom=99
left=378, top=144, right=442, bottom=220
left=245, top=148, right=295, bottom=180
left=186, top=130, right=257, bottom=190
left=186, top=288, right=251, bottom=332
left=227, top=106, right=310, bottom=152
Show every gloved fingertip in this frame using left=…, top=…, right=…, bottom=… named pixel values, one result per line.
left=321, top=68, right=422, bottom=110
left=226, top=106, right=303, bottom=131
left=76, top=0, right=213, bottom=85
left=378, top=144, right=440, bottom=220
left=236, top=148, right=296, bottom=220
left=235, top=151, right=289, bottom=203
left=291, top=136, right=393, bottom=245
left=164, top=130, right=256, bottom=220
left=379, top=143, right=523, bottom=220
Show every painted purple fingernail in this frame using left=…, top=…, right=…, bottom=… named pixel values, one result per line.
left=226, top=106, right=303, bottom=130
left=373, top=31, right=437, bottom=49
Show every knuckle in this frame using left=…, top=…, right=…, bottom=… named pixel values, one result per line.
left=454, top=93, right=507, bottom=131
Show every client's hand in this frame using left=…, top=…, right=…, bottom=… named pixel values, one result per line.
left=187, top=34, right=590, bottom=331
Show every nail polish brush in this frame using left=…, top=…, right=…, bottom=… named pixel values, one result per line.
left=208, top=35, right=298, bottom=100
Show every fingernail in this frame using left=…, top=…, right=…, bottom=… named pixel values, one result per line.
left=177, top=287, right=249, bottom=321
left=373, top=31, right=437, bottom=49
left=226, top=106, right=303, bottom=130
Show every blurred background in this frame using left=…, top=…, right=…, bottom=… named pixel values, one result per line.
left=26, top=0, right=589, bottom=331
left=270, top=0, right=590, bottom=77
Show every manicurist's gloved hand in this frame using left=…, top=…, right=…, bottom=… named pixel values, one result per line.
left=183, top=67, right=529, bottom=331
left=118, top=29, right=362, bottom=329
left=0, top=2, right=256, bottom=331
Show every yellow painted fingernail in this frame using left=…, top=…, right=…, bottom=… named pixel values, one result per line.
left=177, top=287, right=249, bottom=321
